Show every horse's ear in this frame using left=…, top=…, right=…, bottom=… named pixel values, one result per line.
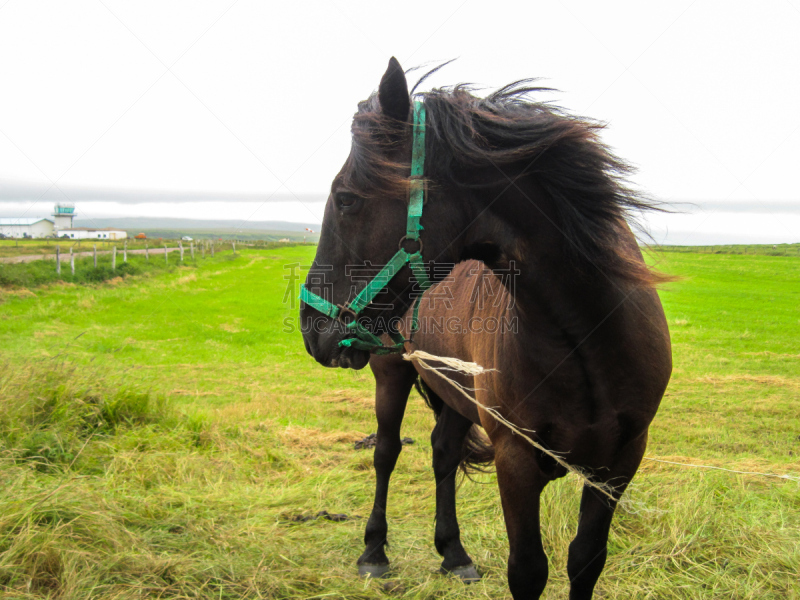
left=378, top=57, right=410, bottom=122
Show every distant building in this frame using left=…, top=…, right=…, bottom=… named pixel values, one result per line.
left=58, top=228, right=127, bottom=240
left=0, top=217, right=55, bottom=238
left=0, top=204, right=127, bottom=240
left=0, top=202, right=78, bottom=238
left=52, top=203, right=76, bottom=231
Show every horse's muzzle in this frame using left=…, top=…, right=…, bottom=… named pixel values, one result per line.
left=300, top=310, right=370, bottom=370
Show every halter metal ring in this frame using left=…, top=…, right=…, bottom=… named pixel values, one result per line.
left=398, top=235, right=423, bottom=254
left=336, top=305, right=358, bottom=325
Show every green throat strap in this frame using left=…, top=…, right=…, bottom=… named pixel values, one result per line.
left=299, top=101, right=431, bottom=354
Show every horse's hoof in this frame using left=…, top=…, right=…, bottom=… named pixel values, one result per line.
left=358, top=563, right=390, bottom=578
left=441, top=563, right=481, bottom=582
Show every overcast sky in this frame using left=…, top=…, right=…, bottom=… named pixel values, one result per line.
left=1, top=0, right=798, bottom=243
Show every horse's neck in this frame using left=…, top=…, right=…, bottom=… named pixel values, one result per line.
left=460, top=182, right=631, bottom=334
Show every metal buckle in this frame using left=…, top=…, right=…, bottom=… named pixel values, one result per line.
left=398, top=235, right=423, bottom=254
left=336, top=305, right=358, bottom=325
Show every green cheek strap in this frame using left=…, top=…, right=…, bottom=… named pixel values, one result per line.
left=299, top=101, right=430, bottom=354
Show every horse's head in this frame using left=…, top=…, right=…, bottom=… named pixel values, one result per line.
left=300, top=58, right=464, bottom=369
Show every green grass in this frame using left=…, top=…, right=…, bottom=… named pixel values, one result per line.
left=649, top=252, right=800, bottom=464
left=0, top=248, right=797, bottom=598
left=654, top=243, right=800, bottom=257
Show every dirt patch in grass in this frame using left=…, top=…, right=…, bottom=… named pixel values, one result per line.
left=77, top=295, right=95, bottom=309
left=169, top=388, right=220, bottom=397
left=33, top=325, right=68, bottom=339
left=319, top=390, right=375, bottom=410
left=174, top=273, right=197, bottom=286
left=0, top=287, right=37, bottom=299
left=696, top=374, right=800, bottom=389
left=742, top=350, right=800, bottom=360
left=278, top=426, right=369, bottom=450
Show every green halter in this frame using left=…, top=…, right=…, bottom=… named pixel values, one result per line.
left=299, top=101, right=432, bottom=355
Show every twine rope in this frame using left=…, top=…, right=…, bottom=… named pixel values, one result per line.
left=403, top=350, right=800, bottom=495
left=403, top=350, right=617, bottom=500
left=642, top=457, right=800, bottom=482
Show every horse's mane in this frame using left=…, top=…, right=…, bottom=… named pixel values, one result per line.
left=345, top=78, right=667, bottom=286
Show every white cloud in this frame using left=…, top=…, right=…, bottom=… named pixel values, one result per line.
left=0, top=0, right=797, bottom=240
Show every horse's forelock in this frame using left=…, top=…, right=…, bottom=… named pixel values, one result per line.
left=340, top=96, right=412, bottom=200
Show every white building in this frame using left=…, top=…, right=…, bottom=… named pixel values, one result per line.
left=0, top=217, right=55, bottom=238
left=52, top=202, right=76, bottom=231
left=1, top=205, right=127, bottom=240
left=58, top=228, right=127, bottom=240
left=0, top=203, right=78, bottom=238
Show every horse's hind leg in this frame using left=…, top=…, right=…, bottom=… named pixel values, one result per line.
left=494, top=437, right=551, bottom=599
left=431, top=403, right=479, bottom=580
left=357, top=355, right=417, bottom=578
left=567, top=434, right=648, bottom=600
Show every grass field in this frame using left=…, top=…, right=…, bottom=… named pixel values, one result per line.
left=655, top=243, right=800, bottom=257
left=0, top=246, right=798, bottom=599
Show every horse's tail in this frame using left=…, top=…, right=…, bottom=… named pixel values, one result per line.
left=414, top=377, right=495, bottom=476
left=460, top=423, right=495, bottom=476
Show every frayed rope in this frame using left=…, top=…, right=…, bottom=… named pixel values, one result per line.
left=642, top=457, right=800, bottom=482
left=403, top=350, right=800, bottom=494
left=403, top=350, right=617, bottom=500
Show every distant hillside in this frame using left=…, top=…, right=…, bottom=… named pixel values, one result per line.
left=73, top=217, right=320, bottom=241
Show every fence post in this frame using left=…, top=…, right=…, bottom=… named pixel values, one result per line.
left=93, top=244, right=97, bottom=268
left=179, top=241, right=184, bottom=263
left=164, top=244, right=168, bottom=264
left=112, top=245, right=117, bottom=271
left=70, top=247, right=75, bottom=275
left=145, top=241, right=149, bottom=261
left=232, top=241, right=236, bottom=255
left=123, top=240, right=127, bottom=263
left=211, top=242, right=215, bottom=257
left=56, top=244, right=61, bottom=275
left=202, top=241, right=205, bottom=258
left=190, top=241, right=195, bottom=260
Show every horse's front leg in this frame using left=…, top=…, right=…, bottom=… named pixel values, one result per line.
left=431, top=402, right=481, bottom=580
left=494, top=434, right=551, bottom=599
left=357, top=354, right=417, bottom=578
left=567, top=433, right=647, bottom=599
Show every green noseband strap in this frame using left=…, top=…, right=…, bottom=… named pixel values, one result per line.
left=299, top=101, right=430, bottom=354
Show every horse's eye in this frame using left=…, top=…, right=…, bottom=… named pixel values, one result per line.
left=335, top=192, right=360, bottom=211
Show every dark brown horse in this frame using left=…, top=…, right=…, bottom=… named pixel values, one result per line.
left=300, top=58, right=672, bottom=599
